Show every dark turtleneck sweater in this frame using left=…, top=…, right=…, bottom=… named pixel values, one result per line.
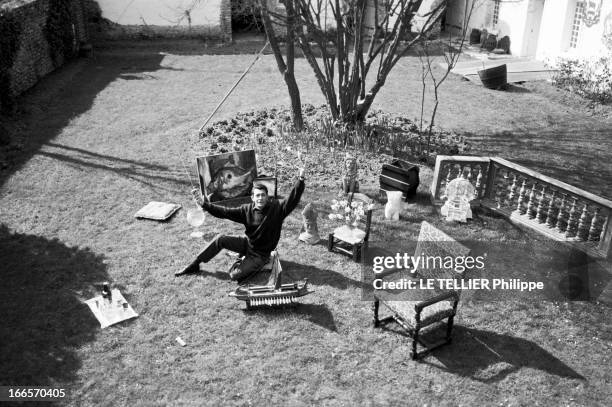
left=201, top=179, right=305, bottom=256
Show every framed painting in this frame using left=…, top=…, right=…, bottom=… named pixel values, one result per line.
left=196, top=150, right=257, bottom=203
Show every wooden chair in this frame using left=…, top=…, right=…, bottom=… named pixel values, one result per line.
left=327, top=193, right=373, bottom=262
left=373, top=221, right=470, bottom=359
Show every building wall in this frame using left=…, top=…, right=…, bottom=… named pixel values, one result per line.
left=445, top=0, right=534, bottom=56
left=535, top=0, right=574, bottom=60
left=0, top=0, right=88, bottom=111
left=412, top=0, right=445, bottom=33
left=447, top=0, right=612, bottom=60
left=444, top=0, right=494, bottom=34
left=496, top=0, right=530, bottom=56
left=536, top=0, right=612, bottom=61
left=220, top=0, right=231, bottom=41
left=363, top=0, right=446, bottom=37
left=94, top=0, right=230, bottom=40
left=559, top=0, right=612, bottom=58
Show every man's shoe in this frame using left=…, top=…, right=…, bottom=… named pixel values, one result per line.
left=175, top=260, right=200, bottom=277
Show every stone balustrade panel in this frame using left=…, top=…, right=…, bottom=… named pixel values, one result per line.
left=431, top=156, right=491, bottom=202
left=430, top=156, right=612, bottom=259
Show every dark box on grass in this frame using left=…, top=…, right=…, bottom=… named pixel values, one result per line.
left=379, top=159, right=420, bottom=201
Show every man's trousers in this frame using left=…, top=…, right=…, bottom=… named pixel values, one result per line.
left=194, top=234, right=270, bottom=281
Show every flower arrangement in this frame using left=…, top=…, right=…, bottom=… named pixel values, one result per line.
left=328, top=195, right=374, bottom=227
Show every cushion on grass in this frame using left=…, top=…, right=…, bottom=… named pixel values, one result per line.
left=135, top=201, right=181, bottom=221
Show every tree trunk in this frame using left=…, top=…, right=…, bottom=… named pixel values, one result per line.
left=295, top=38, right=339, bottom=120
left=284, top=0, right=303, bottom=130
left=259, top=1, right=304, bottom=130
left=285, top=72, right=303, bottom=130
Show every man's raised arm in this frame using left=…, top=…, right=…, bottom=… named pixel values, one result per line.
left=191, top=189, right=247, bottom=224
left=281, top=168, right=305, bottom=217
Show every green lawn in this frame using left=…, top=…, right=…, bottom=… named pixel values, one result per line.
left=0, top=39, right=610, bottom=406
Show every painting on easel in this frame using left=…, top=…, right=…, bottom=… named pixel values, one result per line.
left=196, top=150, right=257, bottom=203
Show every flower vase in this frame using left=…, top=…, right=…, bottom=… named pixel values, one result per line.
left=384, top=191, right=402, bottom=220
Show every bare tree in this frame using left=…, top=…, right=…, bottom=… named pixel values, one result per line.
left=267, top=0, right=449, bottom=124
left=417, top=0, right=479, bottom=159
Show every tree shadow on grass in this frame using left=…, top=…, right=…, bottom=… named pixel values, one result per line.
left=421, top=326, right=585, bottom=383
left=0, top=48, right=192, bottom=189
left=117, top=73, right=160, bottom=80
left=36, top=145, right=191, bottom=192
left=106, top=37, right=448, bottom=58
left=0, top=224, right=108, bottom=386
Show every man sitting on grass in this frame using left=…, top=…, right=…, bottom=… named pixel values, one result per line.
left=176, top=167, right=305, bottom=281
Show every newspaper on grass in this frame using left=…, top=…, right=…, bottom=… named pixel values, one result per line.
left=85, top=289, right=138, bottom=329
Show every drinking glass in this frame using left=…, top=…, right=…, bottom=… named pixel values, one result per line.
left=186, top=205, right=205, bottom=238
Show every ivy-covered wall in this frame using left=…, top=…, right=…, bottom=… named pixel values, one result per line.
left=0, top=0, right=89, bottom=112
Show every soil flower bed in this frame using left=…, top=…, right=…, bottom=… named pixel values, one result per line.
left=197, top=105, right=471, bottom=189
